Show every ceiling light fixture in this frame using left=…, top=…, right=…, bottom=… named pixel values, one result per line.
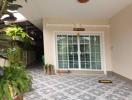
left=78, top=0, right=89, bottom=3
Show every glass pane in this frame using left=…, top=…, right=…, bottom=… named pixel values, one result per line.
left=90, top=36, right=95, bottom=45
left=62, top=44, right=67, bottom=53
left=73, top=36, right=77, bottom=43
left=69, top=45, right=78, bottom=52
left=86, top=62, right=90, bottom=69
left=68, top=36, right=72, bottom=43
left=63, top=53, right=68, bottom=60
left=58, top=54, right=63, bottom=60
left=69, top=53, right=73, bottom=61
left=91, top=62, right=96, bottom=69
left=85, top=53, right=90, bottom=61
left=95, top=36, right=100, bottom=45
left=81, top=62, right=85, bottom=69
left=58, top=44, right=63, bottom=52
left=73, top=44, right=78, bottom=52
left=63, top=61, right=68, bottom=68
left=69, top=61, right=74, bottom=68
left=57, top=35, right=63, bottom=44
left=91, top=45, right=96, bottom=52
left=85, top=44, right=89, bottom=52
left=91, top=53, right=96, bottom=61
left=80, top=36, right=85, bottom=43
left=74, top=61, right=79, bottom=68
left=74, top=53, right=78, bottom=61
left=58, top=61, right=63, bottom=68
left=69, top=44, right=73, bottom=52
left=96, top=62, right=101, bottom=69
left=96, top=45, right=100, bottom=52
left=80, top=44, right=84, bottom=52
left=85, top=36, right=90, bottom=43
left=96, top=53, right=101, bottom=61
left=81, top=54, right=85, bottom=61
left=62, top=35, right=67, bottom=44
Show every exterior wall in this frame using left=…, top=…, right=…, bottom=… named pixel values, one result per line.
left=110, top=3, right=132, bottom=80
left=43, top=18, right=112, bottom=71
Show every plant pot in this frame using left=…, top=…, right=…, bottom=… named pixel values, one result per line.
left=57, top=70, right=70, bottom=75
left=50, top=68, right=55, bottom=75
left=44, top=68, right=54, bottom=75
left=44, top=68, right=49, bottom=75
left=44, top=64, right=55, bottom=75
left=47, top=67, right=51, bottom=75
left=13, top=95, right=23, bottom=100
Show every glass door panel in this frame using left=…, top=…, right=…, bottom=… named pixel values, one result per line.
left=57, top=35, right=68, bottom=69
left=80, top=36, right=90, bottom=69
left=90, top=36, right=101, bottom=69
left=68, top=35, right=78, bottom=68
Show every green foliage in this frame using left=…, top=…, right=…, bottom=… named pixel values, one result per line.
left=44, top=64, right=54, bottom=70
left=44, top=64, right=55, bottom=75
left=0, top=24, right=31, bottom=100
left=7, top=47, right=23, bottom=64
left=5, top=25, right=29, bottom=40
left=0, top=62, right=31, bottom=100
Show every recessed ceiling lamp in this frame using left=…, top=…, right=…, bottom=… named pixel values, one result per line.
left=78, top=0, right=89, bottom=3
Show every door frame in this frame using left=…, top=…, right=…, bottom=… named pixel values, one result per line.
left=55, top=31, right=106, bottom=72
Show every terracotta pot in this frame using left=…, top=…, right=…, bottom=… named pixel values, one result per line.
left=58, top=70, right=70, bottom=74
left=78, top=0, right=89, bottom=3
left=46, top=67, right=50, bottom=75
left=13, top=95, right=23, bottom=100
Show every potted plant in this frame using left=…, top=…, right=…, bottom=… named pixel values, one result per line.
left=0, top=62, right=31, bottom=100
left=44, top=64, right=55, bottom=75
left=49, top=64, right=55, bottom=75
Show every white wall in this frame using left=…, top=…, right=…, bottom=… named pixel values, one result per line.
left=16, top=0, right=43, bottom=30
left=111, top=3, right=132, bottom=80
left=43, top=18, right=112, bottom=71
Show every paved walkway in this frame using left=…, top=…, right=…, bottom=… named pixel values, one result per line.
left=24, top=68, right=132, bottom=100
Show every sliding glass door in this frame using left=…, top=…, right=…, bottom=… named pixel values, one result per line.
left=57, top=35, right=68, bottom=69
left=68, top=35, right=79, bottom=69
left=57, top=32, right=102, bottom=70
left=80, top=35, right=91, bottom=69
left=80, top=35, right=101, bottom=69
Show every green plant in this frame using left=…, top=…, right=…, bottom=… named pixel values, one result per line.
left=7, top=47, right=23, bottom=64
left=44, top=64, right=53, bottom=69
left=0, top=25, right=32, bottom=100
left=5, top=25, right=33, bottom=65
left=49, top=64, right=54, bottom=70
left=44, top=64, right=49, bottom=70
left=0, top=62, right=31, bottom=100
left=5, top=25, right=29, bottom=41
left=44, top=64, right=54, bottom=75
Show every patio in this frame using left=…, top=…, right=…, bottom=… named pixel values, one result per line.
left=24, top=68, right=132, bottom=100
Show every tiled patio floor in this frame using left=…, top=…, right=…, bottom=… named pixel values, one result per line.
left=24, top=68, right=132, bottom=100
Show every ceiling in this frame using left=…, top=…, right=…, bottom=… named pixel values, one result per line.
left=17, top=0, right=132, bottom=29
